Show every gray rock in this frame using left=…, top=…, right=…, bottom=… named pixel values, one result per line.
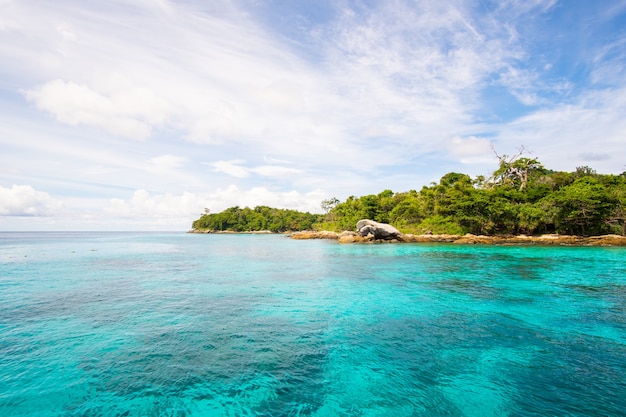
left=356, top=219, right=401, bottom=239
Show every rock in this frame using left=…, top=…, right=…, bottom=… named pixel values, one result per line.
left=401, top=234, right=460, bottom=243
left=356, top=233, right=376, bottom=243
left=453, top=234, right=496, bottom=245
left=359, top=225, right=377, bottom=237
left=290, top=230, right=338, bottom=240
left=338, top=231, right=357, bottom=243
left=356, top=219, right=401, bottom=240
left=585, top=235, right=626, bottom=246
left=289, top=226, right=626, bottom=246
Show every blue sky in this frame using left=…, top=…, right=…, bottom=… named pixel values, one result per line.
left=1, top=0, right=625, bottom=230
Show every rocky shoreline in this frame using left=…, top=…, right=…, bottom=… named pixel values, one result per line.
left=187, top=229, right=277, bottom=234
left=289, top=230, right=626, bottom=246
left=188, top=222, right=626, bottom=246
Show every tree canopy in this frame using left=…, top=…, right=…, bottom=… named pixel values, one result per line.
left=192, top=160, right=626, bottom=236
left=192, top=205, right=321, bottom=233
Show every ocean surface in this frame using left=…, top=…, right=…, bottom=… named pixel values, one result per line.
left=1, top=232, right=625, bottom=417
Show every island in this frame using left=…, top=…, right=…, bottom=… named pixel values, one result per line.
left=191, top=156, right=626, bottom=245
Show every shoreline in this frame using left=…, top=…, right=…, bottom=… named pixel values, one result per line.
left=289, top=230, right=626, bottom=246
left=188, top=229, right=626, bottom=246
left=187, top=229, right=281, bottom=235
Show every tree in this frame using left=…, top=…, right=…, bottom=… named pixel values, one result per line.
left=550, top=177, right=615, bottom=235
left=605, top=175, right=626, bottom=235
left=321, top=197, right=340, bottom=214
left=490, top=146, right=544, bottom=190
left=517, top=203, right=547, bottom=235
left=389, top=191, right=423, bottom=226
left=192, top=160, right=625, bottom=236
left=192, top=206, right=322, bottom=232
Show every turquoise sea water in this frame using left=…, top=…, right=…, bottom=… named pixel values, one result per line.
left=1, top=232, right=625, bottom=417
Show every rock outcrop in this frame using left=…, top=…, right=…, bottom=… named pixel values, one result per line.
left=356, top=219, right=401, bottom=240
left=288, top=220, right=626, bottom=246
left=289, top=230, right=626, bottom=246
left=290, top=230, right=339, bottom=240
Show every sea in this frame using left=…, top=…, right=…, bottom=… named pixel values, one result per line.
left=0, top=231, right=625, bottom=417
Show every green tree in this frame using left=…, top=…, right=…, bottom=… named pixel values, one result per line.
left=605, top=174, right=626, bottom=235
left=549, top=177, right=616, bottom=235
left=192, top=160, right=624, bottom=236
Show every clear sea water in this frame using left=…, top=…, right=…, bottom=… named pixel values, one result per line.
left=1, top=232, right=625, bottom=417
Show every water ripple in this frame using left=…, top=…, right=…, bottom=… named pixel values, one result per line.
left=1, top=233, right=625, bottom=416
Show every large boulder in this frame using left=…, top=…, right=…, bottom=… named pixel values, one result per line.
left=356, top=219, right=401, bottom=240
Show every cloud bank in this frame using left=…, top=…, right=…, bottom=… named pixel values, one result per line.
left=1, top=0, right=625, bottom=230
left=0, top=185, right=63, bottom=216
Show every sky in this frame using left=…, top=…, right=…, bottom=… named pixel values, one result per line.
left=1, top=0, right=626, bottom=231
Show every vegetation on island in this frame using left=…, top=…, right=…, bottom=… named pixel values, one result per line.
left=192, top=206, right=320, bottom=233
left=192, top=151, right=626, bottom=236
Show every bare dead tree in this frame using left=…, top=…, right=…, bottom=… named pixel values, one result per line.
left=490, top=145, right=543, bottom=190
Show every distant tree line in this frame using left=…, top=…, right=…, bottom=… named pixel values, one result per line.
left=192, top=158, right=626, bottom=236
left=192, top=205, right=321, bottom=233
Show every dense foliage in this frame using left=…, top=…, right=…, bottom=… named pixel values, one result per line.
left=192, top=161, right=626, bottom=236
left=192, top=205, right=322, bottom=233
left=319, top=165, right=626, bottom=236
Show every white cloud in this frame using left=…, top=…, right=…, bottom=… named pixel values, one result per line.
left=315, top=0, right=522, bottom=152
left=498, top=0, right=558, bottom=16
left=104, top=187, right=326, bottom=222
left=493, top=87, right=626, bottom=173
left=8, top=0, right=545, bottom=178
left=0, top=185, right=63, bottom=216
left=209, top=160, right=251, bottom=178
left=8, top=0, right=523, bottom=168
left=590, top=35, right=626, bottom=86
left=106, top=189, right=201, bottom=218
left=149, top=155, right=186, bottom=170
left=202, top=185, right=326, bottom=214
left=208, top=160, right=302, bottom=179
left=448, top=136, right=494, bottom=164
left=1, top=0, right=626, bottom=230
left=251, top=165, right=302, bottom=177
left=25, top=79, right=171, bottom=140
left=578, top=152, right=610, bottom=162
